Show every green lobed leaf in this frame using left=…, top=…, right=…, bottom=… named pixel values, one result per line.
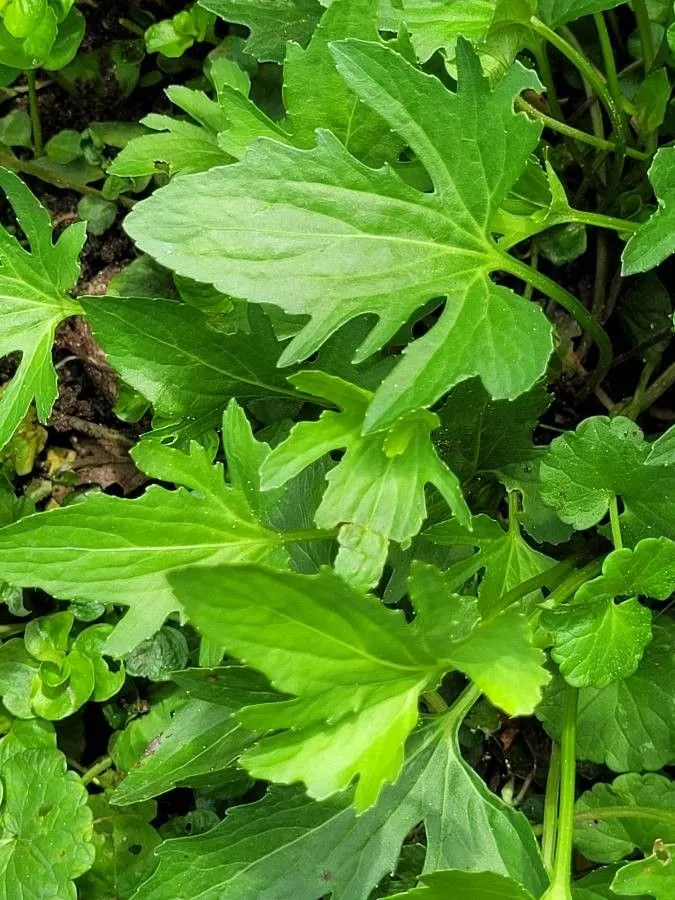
left=0, top=746, right=94, bottom=899
left=0, top=166, right=85, bottom=450
left=536, top=0, right=625, bottom=28
left=623, top=147, right=675, bottom=275
left=198, top=0, right=323, bottom=62
left=260, top=371, right=470, bottom=587
left=131, top=713, right=547, bottom=899
left=542, top=598, right=652, bottom=689
left=424, top=514, right=555, bottom=616
left=124, top=40, right=552, bottom=432
left=0, top=442, right=287, bottom=655
left=169, top=563, right=549, bottom=809
left=397, top=0, right=533, bottom=64
left=574, top=773, right=675, bottom=864
left=543, top=533, right=675, bottom=689
left=283, top=0, right=402, bottom=165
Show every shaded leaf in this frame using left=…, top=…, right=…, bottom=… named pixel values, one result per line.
left=575, top=774, right=675, bottom=864
left=623, top=147, right=675, bottom=275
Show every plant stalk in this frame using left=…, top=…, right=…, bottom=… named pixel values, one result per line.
left=609, top=495, right=623, bottom=549
left=542, top=740, right=561, bottom=875
left=80, top=755, right=113, bottom=787
left=529, top=17, right=629, bottom=158
left=542, top=685, right=579, bottom=900
left=26, top=69, right=43, bottom=157
left=632, top=0, right=656, bottom=70
left=516, top=98, right=648, bottom=161
left=496, top=252, right=613, bottom=389
left=0, top=147, right=135, bottom=208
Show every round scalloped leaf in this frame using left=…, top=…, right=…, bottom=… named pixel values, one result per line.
left=30, top=650, right=95, bottom=720
left=0, top=747, right=94, bottom=898
left=72, top=624, right=126, bottom=701
left=538, top=622, right=675, bottom=772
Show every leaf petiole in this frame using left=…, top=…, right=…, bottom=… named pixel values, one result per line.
left=26, top=70, right=43, bottom=157
left=609, top=495, right=623, bottom=549
left=542, top=740, right=561, bottom=875
left=632, top=0, right=656, bottom=70
left=516, top=98, right=648, bottom=162
left=529, top=16, right=629, bottom=160
left=541, top=685, right=579, bottom=900
left=496, top=253, right=613, bottom=389
left=80, top=755, right=113, bottom=787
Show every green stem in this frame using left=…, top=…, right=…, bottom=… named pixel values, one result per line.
left=594, top=14, right=624, bottom=130
left=80, top=755, right=113, bottom=787
left=632, top=0, right=656, bottom=70
left=490, top=557, right=580, bottom=616
left=496, top=252, right=613, bottom=389
left=0, top=148, right=135, bottom=208
left=593, top=12, right=627, bottom=185
left=560, top=25, right=606, bottom=176
left=529, top=16, right=629, bottom=156
left=423, top=689, right=449, bottom=713
left=543, top=686, right=579, bottom=900
left=26, top=70, right=43, bottom=157
left=532, top=39, right=565, bottom=120
left=634, top=360, right=675, bottom=415
left=446, top=682, right=482, bottom=722
left=542, top=741, right=561, bottom=875
left=0, top=623, right=26, bottom=637
left=516, top=98, right=648, bottom=162
left=609, top=495, right=623, bottom=549
left=543, top=558, right=605, bottom=609
left=575, top=806, right=675, bottom=828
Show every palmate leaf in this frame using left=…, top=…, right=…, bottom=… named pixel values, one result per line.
left=0, top=166, right=85, bottom=450
left=125, top=40, right=553, bottom=432
left=397, top=0, right=534, bottom=64
left=131, top=712, right=547, bottom=900
left=574, top=773, right=675, bottom=864
left=283, top=0, right=402, bottom=165
left=543, top=537, right=675, bottom=688
left=622, top=147, right=675, bottom=275
left=198, top=0, right=323, bottom=62
left=0, top=441, right=288, bottom=656
left=540, top=416, right=675, bottom=541
left=260, top=371, right=470, bottom=587
left=169, top=563, right=548, bottom=810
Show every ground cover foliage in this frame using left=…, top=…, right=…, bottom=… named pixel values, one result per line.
left=0, top=0, right=674, bottom=897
